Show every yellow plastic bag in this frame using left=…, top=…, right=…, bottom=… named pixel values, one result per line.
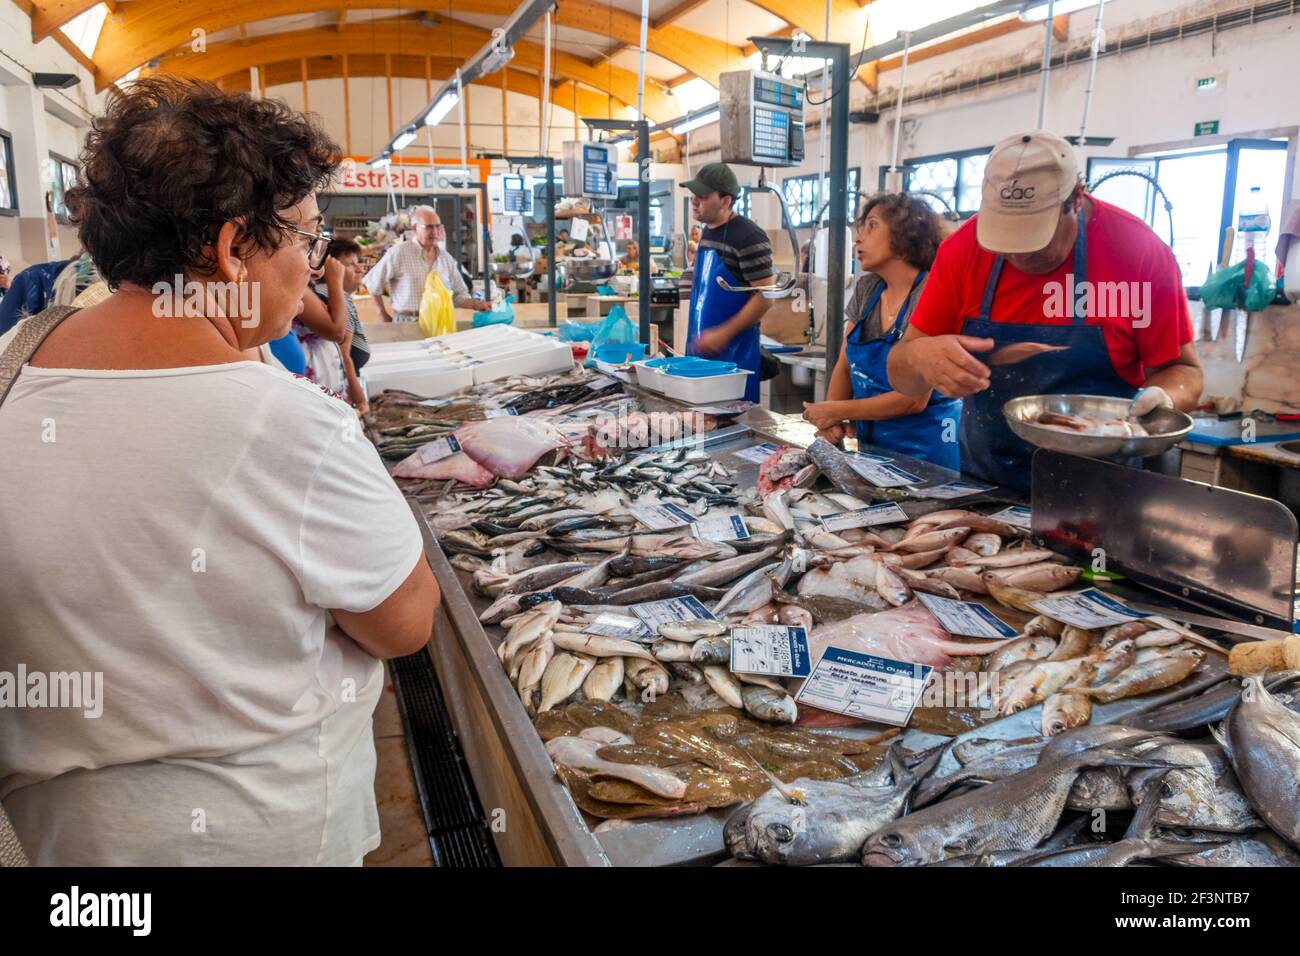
left=418, top=269, right=456, bottom=337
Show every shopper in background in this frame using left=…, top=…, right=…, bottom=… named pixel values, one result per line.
left=0, top=254, right=10, bottom=298
left=620, top=239, right=640, bottom=273
left=802, top=193, right=961, bottom=470
left=0, top=76, right=439, bottom=866
left=296, top=256, right=350, bottom=394
left=362, top=204, right=487, bottom=321
left=0, top=258, right=70, bottom=334
left=323, top=236, right=371, bottom=376
left=304, top=236, right=369, bottom=413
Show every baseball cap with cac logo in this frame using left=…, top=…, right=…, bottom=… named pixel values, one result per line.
left=976, top=130, right=1081, bottom=255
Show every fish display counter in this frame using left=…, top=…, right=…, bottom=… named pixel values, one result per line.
left=364, top=368, right=1298, bottom=868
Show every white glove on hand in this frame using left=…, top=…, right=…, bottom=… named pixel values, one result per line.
left=1128, top=386, right=1173, bottom=418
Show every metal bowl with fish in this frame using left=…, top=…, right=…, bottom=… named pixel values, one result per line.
left=1003, top=394, right=1194, bottom=459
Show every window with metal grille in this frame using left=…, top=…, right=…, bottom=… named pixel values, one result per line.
left=780, top=168, right=860, bottom=227
left=886, top=147, right=991, bottom=218
left=49, top=153, right=79, bottom=222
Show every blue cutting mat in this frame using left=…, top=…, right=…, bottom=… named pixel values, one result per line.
left=1184, top=416, right=1300, bottom=447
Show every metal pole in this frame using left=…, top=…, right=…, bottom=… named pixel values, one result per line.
left=889, top=31, right=911, bottom=172
left=1035, top=0, right=1056, bottom=129
left=825, top=42, right=850, bottom=388
left=545, top=157, right=557, bottom=328
left=637, top=0, right=649, bottom=120
left=1079, top=0, right=1106, bottom=143
left=637, top=120, right=652, bottom=347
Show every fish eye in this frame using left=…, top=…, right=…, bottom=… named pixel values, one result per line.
left=768, top=823, right=794, bottom=843
left=879, top=833, right=902, bottom=848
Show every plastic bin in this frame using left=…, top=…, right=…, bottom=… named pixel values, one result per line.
left=657, top=368, right=752, bottom=404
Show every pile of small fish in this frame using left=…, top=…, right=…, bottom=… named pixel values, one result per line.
left=725, top=676, right=1300, bottom=867
left=376, top=374, right=1234, bottom=844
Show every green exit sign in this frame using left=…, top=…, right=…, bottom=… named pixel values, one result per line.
left=1196, top=76, right=1217, bottom=89
left=1195, top=120, right=1220, bottom=136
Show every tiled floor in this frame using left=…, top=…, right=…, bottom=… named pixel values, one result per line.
left=364, top=670, right=434, bottom=866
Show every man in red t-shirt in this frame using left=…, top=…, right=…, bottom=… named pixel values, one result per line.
left=888, top=130, right=1203, bottom=490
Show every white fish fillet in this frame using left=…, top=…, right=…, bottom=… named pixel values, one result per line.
left=546, top=736, right=687, bottom=799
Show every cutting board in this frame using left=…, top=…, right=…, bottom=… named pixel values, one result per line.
left=1185, top=416, right=1300, bottom=447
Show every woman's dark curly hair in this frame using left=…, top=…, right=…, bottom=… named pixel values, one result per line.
left=66, top=75, right=340, bottom=288
left=854, top=192, right=945, bottom=271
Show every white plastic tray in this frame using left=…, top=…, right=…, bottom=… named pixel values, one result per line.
left=656, top=368, right=752, bottom=404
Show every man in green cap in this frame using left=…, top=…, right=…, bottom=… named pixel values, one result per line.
left=682, top=162, right=774, bottom=403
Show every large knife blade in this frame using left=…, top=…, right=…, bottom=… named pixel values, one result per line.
left=1124, top=599, right=1293, bottom=643
left=1235, top=310, right=1250, bottom=363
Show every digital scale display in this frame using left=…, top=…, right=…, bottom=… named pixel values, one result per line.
left=583, top=145, right=617, bottom=198
left=754, top=77, right=803, bottom=109
left=502, top=176, right=531, bottom=214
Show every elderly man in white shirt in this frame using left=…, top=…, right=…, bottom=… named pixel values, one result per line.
left=363, top=204, right=488, bottom=321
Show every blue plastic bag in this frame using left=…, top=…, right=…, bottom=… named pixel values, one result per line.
left=472, top=294, right=516, bottom=328
left=558, top=319, right=598, bottom=342
left=590, top=304, right=637, bottom=352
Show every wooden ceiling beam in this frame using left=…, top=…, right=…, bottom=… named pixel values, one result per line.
left=93, top=0, right=741, bottom=90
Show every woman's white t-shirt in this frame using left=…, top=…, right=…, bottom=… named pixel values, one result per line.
left=0, top=355, right=424, bottom=865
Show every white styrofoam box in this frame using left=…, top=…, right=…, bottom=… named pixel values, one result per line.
left=468, top=344, right=573, bottom=384
left=364, top=363, right=474, bottom=399
left=594, top=358, right=634, bottom=383
left=657, top=369, right=752, bottom=404
left=631, top=361, right=665, bottom=392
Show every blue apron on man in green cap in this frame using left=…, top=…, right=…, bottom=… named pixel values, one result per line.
left=683, top=163, right=775, bottom=404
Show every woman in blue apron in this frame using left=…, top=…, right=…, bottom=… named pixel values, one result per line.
left=803, top=194, right=960, bottom=470
left=959, top=209, right=1136, bottom=491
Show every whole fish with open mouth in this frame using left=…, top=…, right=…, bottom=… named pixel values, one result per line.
left=1041, top=692, right=1092, bottom=737
left=862, top=741, right=1181, bottom=866
left=1127, top=742, right=1261, bottom=833
left=1220, top=677, right=1300, bottom=848
left=737, top=744, right=945, bottom=865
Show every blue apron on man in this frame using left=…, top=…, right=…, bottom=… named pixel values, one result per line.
left=686, top=246, right=762, bottom=403
left=846, top=272, right=962, bottom=470
left=958, top=210, right=1137, bottom=491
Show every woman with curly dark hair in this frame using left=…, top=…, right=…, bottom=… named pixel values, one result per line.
left=802, top=193, right=962, bottom=469
left=0, top=77, right=439, bottom=865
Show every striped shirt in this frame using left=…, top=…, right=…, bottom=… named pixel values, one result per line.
left=696, top=214, right=774, bottom=287
left=362, top=238, right=473, bottom=317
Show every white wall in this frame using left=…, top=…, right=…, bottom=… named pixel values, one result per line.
left=0, top=2, right=107, bottom=269
left=267, top=75, right=597, bottom=159
left=683, top=0, right=1300, bottom=232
